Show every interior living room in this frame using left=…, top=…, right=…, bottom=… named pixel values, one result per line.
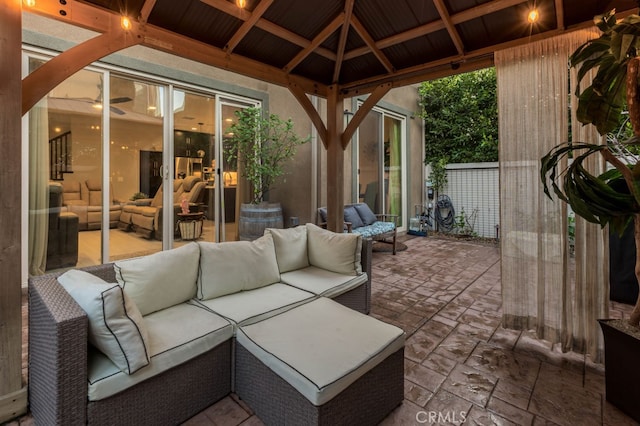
left=36, top=64, right=257, bottom=271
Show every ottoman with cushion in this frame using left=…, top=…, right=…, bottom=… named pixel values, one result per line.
left=235, top=297, right=405, bottom=425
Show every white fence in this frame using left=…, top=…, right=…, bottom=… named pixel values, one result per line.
left=426, top=162, right=499, bottom=239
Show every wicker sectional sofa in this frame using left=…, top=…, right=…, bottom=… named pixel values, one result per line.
left=28, top=223, right=405, bottom=425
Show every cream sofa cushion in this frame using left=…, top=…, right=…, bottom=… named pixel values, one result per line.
left=58, top=270, right=150, bottom=375
left=197, top=234, right=280, bottom=300
left=236, top=297, right=404, bottom=406
left=265, top=226, right=309, bottom=273
left=305, top=223, right=362, bottom=275
left=114, top=242, right=200, bottom=315
left=87, top=302, right=233, bottom=401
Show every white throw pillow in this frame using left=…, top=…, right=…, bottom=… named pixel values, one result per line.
left=114, top=242, right=200, bottom=316
left=265, top=227, right=309, bottom=273
left=197, top=233, right=281, bottom=300
left=305, top=223, right=362, bottom=275
left=58, top=269, right=150, bottom=374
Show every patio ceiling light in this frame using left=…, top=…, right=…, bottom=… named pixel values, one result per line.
left=527, top=8, right=540, bottom=24
left=236, top=0, right=246, bottom=9
left=121, top=16, right=132, bottom=30
left=23, top=0, right=36, bottom=7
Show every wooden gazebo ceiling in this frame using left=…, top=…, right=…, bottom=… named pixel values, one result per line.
left=28, top=0, right=638, bottom=99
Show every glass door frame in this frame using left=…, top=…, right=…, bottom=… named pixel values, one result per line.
left=353, top=104, right=408, bottom=230
left=215, top=97, right=260, bottom=242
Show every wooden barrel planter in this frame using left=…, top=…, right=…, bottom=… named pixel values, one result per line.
left=238, top=202, right=283, bottom=241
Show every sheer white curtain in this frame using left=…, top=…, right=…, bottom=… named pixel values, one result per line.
left=496, top=29, right=608, bottom=361
left=28, top=99, right=50, bottom=276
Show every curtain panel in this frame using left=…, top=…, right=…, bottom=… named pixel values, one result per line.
left=495, top=29, right=608, bottom=361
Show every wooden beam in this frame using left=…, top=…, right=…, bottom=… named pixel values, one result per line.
left=555, top=0, right=565, bottom=30
left=141, top=24, right=326, bottom=97
left=333, top=0, right=355, bottom=83
left=225, top=0, right=274, bottom=54
left=351, top=16, right=394, bottom=73
left=344, top=0, right=527, bottom=61
left=256, top=19, right=337, bottom=61
left=139, top=0, right=157, bottom=23
left=289, top=82, right=328, bottom=148
left=200, top=0, right=336, bottom=61
left=433, top=0, right=465, bottom=55
left=24, top=0, right=327, bottom=98
left=342, top=83, right=391, bottom=149
left=284, top=13, right=344, bottom=73
left=0, top=0, right=27, bottom=422
left=23, top=28, right=143, bottom=115
left=339, top=15, right=608, bottom=98
left=325, top=86, right=345, bottom=233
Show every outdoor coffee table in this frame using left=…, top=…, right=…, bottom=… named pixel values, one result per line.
left=234, top=297, right=404, bottom=425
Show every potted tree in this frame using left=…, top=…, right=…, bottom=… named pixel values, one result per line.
left=540, top=9, right=640, bottom=421
left=226, top=106, right=309, bottom=240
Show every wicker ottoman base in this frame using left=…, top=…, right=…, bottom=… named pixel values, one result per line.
left=235, top=344, right=404, bottom=426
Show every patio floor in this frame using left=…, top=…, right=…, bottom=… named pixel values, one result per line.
left=14, top=235, right=637, bottom=425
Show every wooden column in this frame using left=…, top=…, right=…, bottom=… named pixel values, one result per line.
left=326, top=86, right=345, bottom=232
left=0, top=0, right=27, bottom=422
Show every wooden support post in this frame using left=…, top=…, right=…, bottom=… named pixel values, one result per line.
left=0, top=1, right=28, bottom=422
left=326, top=86, right=345, bottom=232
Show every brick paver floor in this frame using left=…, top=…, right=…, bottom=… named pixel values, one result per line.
left=12, top=235, right=637, bottom=426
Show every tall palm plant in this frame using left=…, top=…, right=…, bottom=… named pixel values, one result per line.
left=541, top=9, right=640, bottom=327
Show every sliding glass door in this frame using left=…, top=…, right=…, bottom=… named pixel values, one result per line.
left=356, top=108, right=406, bottom=228
left=26, top=51, right=260, bottom=274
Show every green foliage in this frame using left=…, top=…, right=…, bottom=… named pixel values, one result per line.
left=454, top=207, right=478, bottom=236
left=225, top=107, right=309, bottom=204
left=570, top=10, right=640, bottom=135
left=540, top=142, right=639, bottom=234
left=428, top=157, right=449, bottom=193
left=418, top=68, right=498, bottom=165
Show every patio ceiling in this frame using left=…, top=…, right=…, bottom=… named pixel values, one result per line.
left=27, top=0, right=638, bottom=100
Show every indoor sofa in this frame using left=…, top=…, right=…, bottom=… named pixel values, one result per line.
left=61, top=179, right=122, bottom=231
left=119, top=176, right=205, bottom=240
left=29, top=223, right=404, bottom=425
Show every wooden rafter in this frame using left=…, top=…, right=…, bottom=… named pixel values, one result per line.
left=139, top=0, right=157, bottom=23
left=288, top=82, right=328, bottom=148
left=23, top=31, right=142, bottom=114
left=339, top=12, right=608, bottom=98
left=284, top=13, right=344, bottom=73
left=555, top=0, right=565, bottom=30
left=350, top=15, right=394, bottom=73
left=333, top=0, right=355, bottom=83
left=344, top=0, right=527, bottom=60
left=433, top=0, right=465, bottom=55
left=200, top=0, right=336, bottom=61
left=26, top=0, right=326, bottom=98
left=225, top=0, right=274, bottom=54
left=342, top=83, right=392, bottom=149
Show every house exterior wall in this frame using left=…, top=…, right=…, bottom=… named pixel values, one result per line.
left=22, top=12, right=422, bottom=230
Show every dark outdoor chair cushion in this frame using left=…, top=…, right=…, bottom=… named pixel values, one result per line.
left=354, top=203, right=378, bottom=226
left=344, top=206, right=365, bottom=229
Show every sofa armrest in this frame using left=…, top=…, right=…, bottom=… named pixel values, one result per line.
left=360, top=239, right=373, bottom=313
left=29, top=274, right=89, bottom=425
